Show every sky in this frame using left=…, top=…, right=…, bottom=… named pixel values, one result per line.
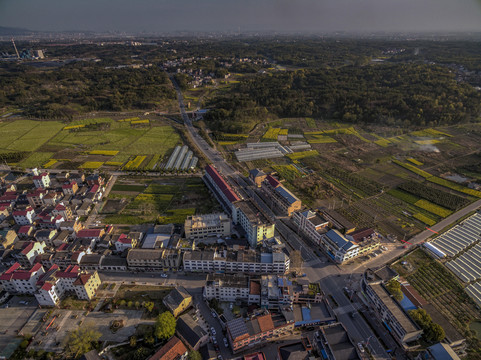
left=1, top=0, right=481, bottom=34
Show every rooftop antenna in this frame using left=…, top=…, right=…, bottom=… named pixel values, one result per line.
left=11, top=38, right=20, bottom=59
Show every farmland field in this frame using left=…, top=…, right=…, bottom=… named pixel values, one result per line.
left=102, top=176, right=220, bottom=225
left=237, top=119, right=481, bottom=239
left=0, top=118, right=183, bottom=170
left=392, top=249, right=481, bottom=331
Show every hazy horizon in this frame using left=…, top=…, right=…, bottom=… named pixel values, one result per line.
left=1, top=0, right=481, bottom=34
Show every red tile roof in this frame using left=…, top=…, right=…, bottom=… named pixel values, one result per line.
left=77, top=229, right=102, bottom=238
left=117, top=234, right=132, bottom=244
left=89, top=184, right=99, bottom=193
left=265, top=175, right=281, bottom=188
left=0, top=263, right=22, bottom=280
left=41, top=282, right=54, bottom=291
left=57, top=243, right=68, bottom=251
left=13, top=209, right=32, bottom=217
left=18, top=225, right=33, bottom=234
left=257, top=314, right=274, bottom=333
left=149, top=336, right=187, bottom=360
left=33, top=173, right=48, bottom=180
left=249, top=281, right=261, bottom=295
left=205, top=165, right=240, bottom=203
left=73, top=273, right=92, bottom=286
left=57, top=265, right=80, bottom=278
left=401, top=283, right=428, bottom=307
left=20, top=242, right=34, bottom=255
left=6, top=263, right=22, bottom=273
left=350, top=228, right=375, bottom=243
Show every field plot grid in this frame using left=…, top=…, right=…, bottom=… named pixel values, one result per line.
left=429, top=212, right=481, bottom=257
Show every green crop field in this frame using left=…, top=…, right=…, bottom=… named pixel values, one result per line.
left=19, top=152, right=55, bottom=168
left=1, top=118, right=182, bottom=170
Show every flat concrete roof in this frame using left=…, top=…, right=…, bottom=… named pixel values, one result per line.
left=370, top=283, right=418, bottom=334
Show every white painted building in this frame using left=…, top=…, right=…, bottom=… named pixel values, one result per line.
left=183, top=249, right=289, bottom=274
left=292, top=210, right=329, bottom=245
left=33, top=172, right=51, bottom=189
left=12, top=207, right=35, bottom=225
left=0, top=263, right=45, bottom=295
left=184, top=213, right=231, bottom=240
left=203, top=274, right=250, bottom=302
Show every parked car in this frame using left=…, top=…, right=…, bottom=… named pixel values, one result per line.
left=160, top=274, right=168, bottom=278
left=211, top=311, right=217, bottom=318
left=223, top=338, right=229, bottom=348
left=211, top=327, right=216, bottom=336
left=357, top=343, right=365, bottom=353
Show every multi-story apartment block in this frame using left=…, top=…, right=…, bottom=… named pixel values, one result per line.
left=232, top=199, right=275, bottom=248
left=363, top=271, right=422, bottom=347
left=26, top=189, right=46, bottom=208
left=12, top=207, right=35, bottom=225
left=62, top=181, right=78, bottom=195
left=261, top=175, right=301, bottom=216
left=292, top=210, right=329, bottom=245
left=226, top=314, right=295, bottom=354
left=203, top=165, right=240, bottom=215
left=126, top=249, right=181, bottom=270
left=184, top=213, right=231, bottom=240
left=52, top=203, right=73, bottom=221
left=35, top=264, right=80, bottom=306
left=73, top=271, right=101, bottom=301
left=320, top=229, right=360, bottom=263
left=183, top=249, right=289, bottom=274
left=204, top=274, right=250, bottom=302
left=204, top=274, right=294, bottom=310
left=114, top=233, right=137, bottom=252
left=0, top=262, right=45, bottom=294
left=260, top=275, right=293, bottom=310
left=14, top=241, right=46, bottom=266
left=33, top=172, right=50, bottom=189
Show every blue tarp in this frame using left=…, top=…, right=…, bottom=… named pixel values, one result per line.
left=399, top=294, right=417, bottom=311
left=383, top=321, right=392, bottom=332
left=321, top=349, right=328, bottom=359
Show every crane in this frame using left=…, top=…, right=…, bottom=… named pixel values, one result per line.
left=11, top=38, right=20, bottom=59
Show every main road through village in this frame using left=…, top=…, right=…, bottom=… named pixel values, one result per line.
left=163, top=77, right=481, bottom=359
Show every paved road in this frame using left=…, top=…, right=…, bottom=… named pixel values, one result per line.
left=170, top=76, right=235, bottom=177
left=170, top=81, right=390, bottom=358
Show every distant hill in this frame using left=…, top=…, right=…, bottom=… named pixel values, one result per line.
left=0, top=26, right=35, bottom=36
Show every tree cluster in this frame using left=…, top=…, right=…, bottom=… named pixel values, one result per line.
left=385, top=280, right=403, bottom=302
left=0, top=62, right=176, bottom=119
left=155, top=311, right=176, bottom=340
left=205, top=63, right=481, bottom=133
left=408, top=309, right=445, bottom=343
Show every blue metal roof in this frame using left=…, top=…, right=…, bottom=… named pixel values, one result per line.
left=260, top=253, right=272, bottom=264
left=326, top=229, right=356, bottom=250
left=302, top=307, right=311, bottom=321
left=275, top=186, right=299, bottom=205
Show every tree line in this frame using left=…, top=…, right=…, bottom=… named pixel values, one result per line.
left=204, top=63, right=481, bottom=133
